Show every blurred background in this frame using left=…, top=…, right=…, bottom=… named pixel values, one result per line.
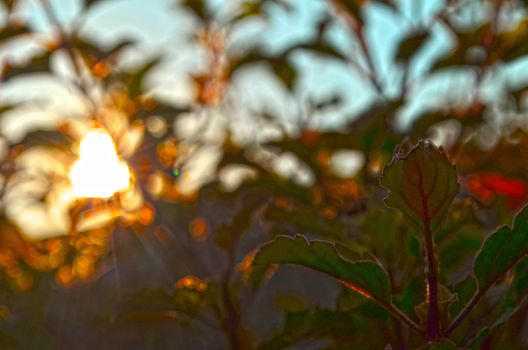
left=1, top=0, right=528, bottom=349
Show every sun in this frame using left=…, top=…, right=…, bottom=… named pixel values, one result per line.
left=69, top=130, right=131, bottom=198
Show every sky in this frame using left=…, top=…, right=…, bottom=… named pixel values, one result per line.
left=0, top=0, right=460, bottom=134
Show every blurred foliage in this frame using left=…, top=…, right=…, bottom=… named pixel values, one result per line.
left=0, top=0, right=527, bottom=349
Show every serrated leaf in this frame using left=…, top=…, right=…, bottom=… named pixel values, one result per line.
left=380, top=141, right=459, bottom=234
left=252, top=235, right=392, bottom=303
left=474, top=204, right=528, bottom=292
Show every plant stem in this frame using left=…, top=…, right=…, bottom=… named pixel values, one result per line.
left=424, top=222, right=441, bottom=339
left=445, top=290, right=482, bottom=337
left=414, top=154, right=441, bottom=340
left=341, top=281, right=425, bottom=337
left=40, top=0, right=96, bottom=110
left=220, top=248, right=242, bottom=350
left=327, top=0, right=384, bottom=95
left=386, top=302, right=426, bottom=339
left=222, top=278, right=241, bottom=350
left=446, top=249, right=528, bottom=336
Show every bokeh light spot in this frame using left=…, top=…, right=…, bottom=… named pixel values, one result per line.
left=69, top=130, right=131, bottom=198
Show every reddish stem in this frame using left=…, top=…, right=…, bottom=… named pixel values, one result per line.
left=414, top=156, right=440, bottom=339
left=424, top=223, right=441, bottom=339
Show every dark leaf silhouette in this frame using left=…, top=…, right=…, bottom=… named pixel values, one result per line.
left=252, top=235, right=391, bottom=302
left=380, top=141, right=459, bottom=233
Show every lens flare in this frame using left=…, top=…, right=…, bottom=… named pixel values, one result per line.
left=69, top=130, right=131, bottom=198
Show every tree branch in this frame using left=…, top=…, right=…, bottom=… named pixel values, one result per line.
left=327, top=0, right=384, bottom=95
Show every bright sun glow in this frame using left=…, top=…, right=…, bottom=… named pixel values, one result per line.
left=69, top=130, right=131, bottom=198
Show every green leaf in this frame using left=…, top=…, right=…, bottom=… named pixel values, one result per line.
left=396, top=30, right=428, bottom=62
left=446, top=205, right=528, bottom=340
left=252, top=235, right=392, bottom=303
left=512, top=258, right=528, bottom=298
left=337, top=288, right=389, bottom=322
left=436, top=199, right=484, bottom=276
left=448, top=276, right=477, bottom=317
left=474, top=204, right=528, bottom=292
left=465, top=288, right=519, bottom=349
left=380, top=141, right=459, bottom=233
